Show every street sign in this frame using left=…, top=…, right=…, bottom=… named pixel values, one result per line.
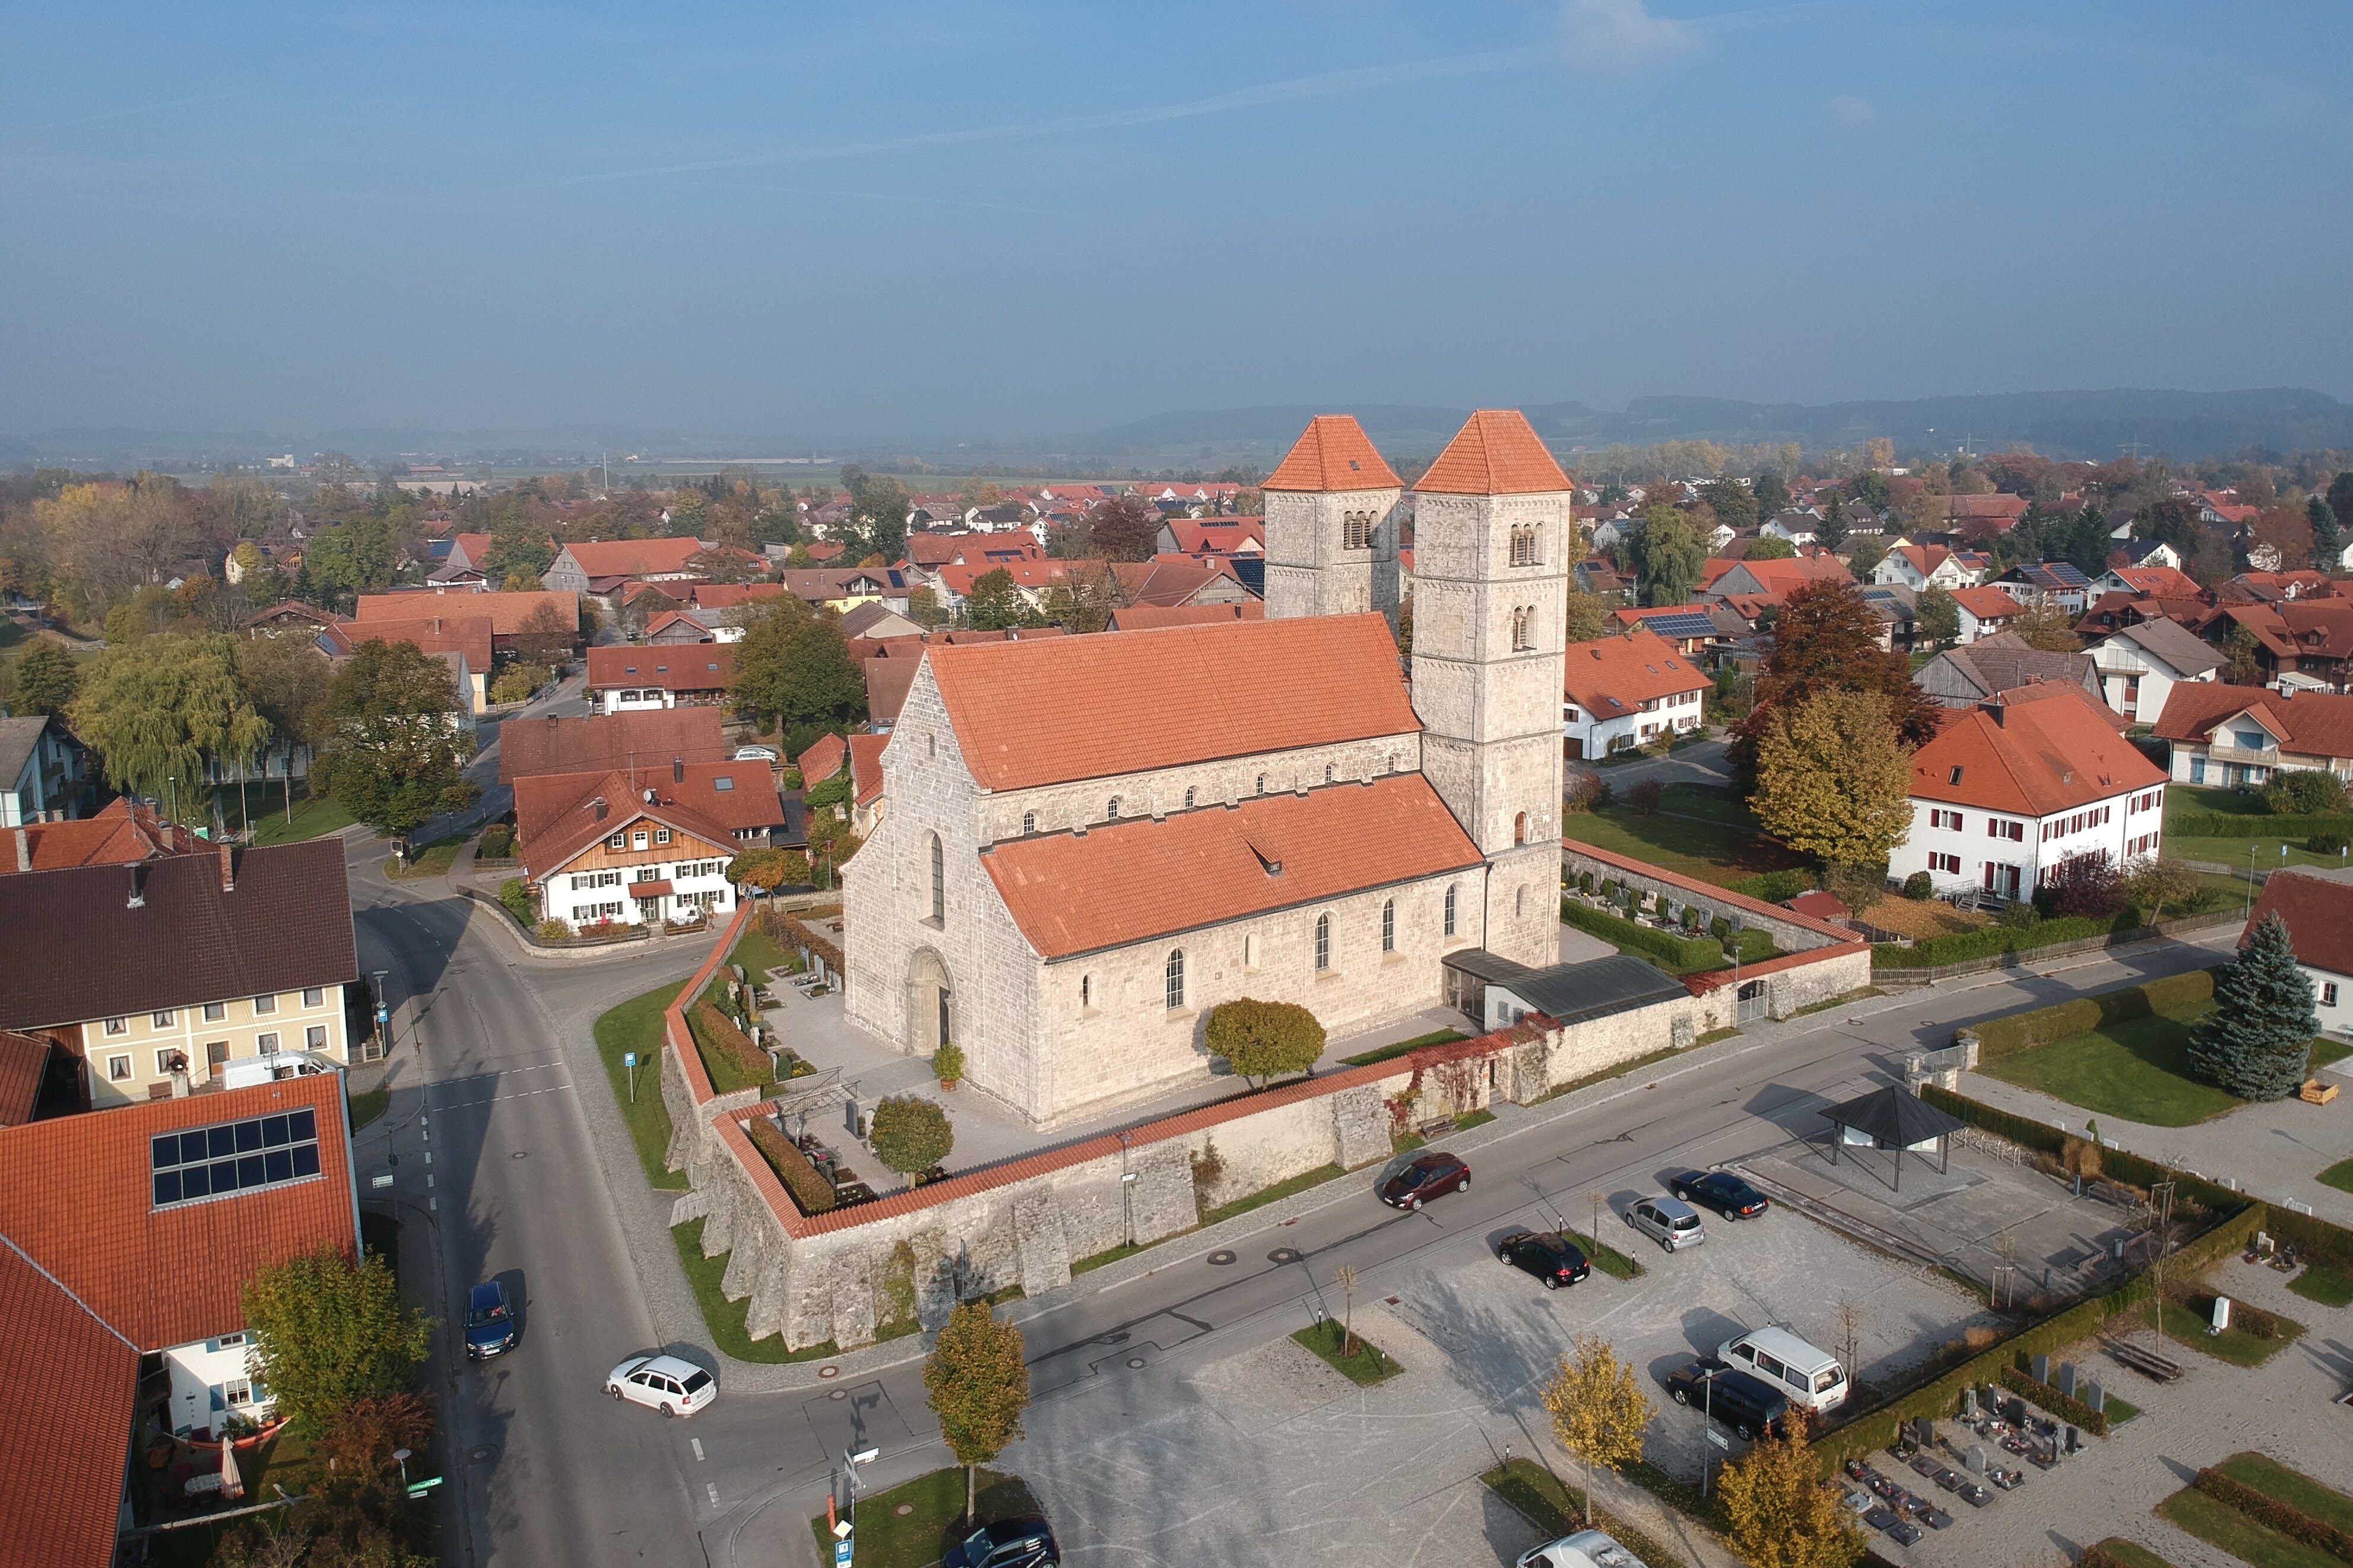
left=376, top=1007, right=389, bottom=1024
left=1706, top=1428, right=1730, bottom=1449
left=406, top=1476, right=445, bottom=1496
left=833, top=1536, right=853, bottom=1566
left=371, top=1172, right=394, bottom=1189
left=624, top=1053, right=636, bottom=1067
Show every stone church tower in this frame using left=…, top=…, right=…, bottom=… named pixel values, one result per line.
left=1407, top=411, right=1572, bottom=969
left=1261, top=415, right=1405, bottom=621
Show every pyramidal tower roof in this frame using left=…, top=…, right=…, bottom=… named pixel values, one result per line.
left=1413, top=410, right=1571, bottom=495
left=1263, top=415, right=1402, bottom=492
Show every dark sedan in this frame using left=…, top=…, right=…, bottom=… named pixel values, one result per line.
left=1496, top=1229, right=1591, bottom=1290
left=944, top=1515, right=1058, bottom=1568
left=1378, top=1151, right=1470, bottom=1209
left=1670, top=1169, right=1771, bottom=1220
left=464, top=1280, right=516, bottom=1360
left=1664, top=1358, right=1791, bottom=1440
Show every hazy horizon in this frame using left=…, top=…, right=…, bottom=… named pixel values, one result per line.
left=7, top=2, right=2349, bottom=446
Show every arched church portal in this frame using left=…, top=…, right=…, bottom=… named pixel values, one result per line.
left=906, top=948, right=955, bottom=1055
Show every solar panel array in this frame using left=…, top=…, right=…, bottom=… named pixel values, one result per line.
left=1634, top=611, right=1720, bottom=640
left=151, top=1109, right=322, bottom=1208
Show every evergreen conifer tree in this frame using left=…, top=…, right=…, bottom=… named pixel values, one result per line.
left=2188, top=910, right=2318, bottom=1100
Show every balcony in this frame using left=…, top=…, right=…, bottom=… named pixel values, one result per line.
left=2203, top=741, right=2279, bottom=766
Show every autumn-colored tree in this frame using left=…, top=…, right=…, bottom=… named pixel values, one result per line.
left=1538, top=1334, right=1651, bottom=1526
left=1564, top=590, right=1609, bottom=644
left=2124, top=858, right=2202, bottom=923
left=1729, top=577, right=1937, bottom=783
left=1089, top=495, right=1163, bottom=562
left=1718, top=1418, right=1863, bottom=1568
left=924, top=1303, right=1031, bottom=1525
left=241, top=1245, right=435, bottom=1436
left=2009, top=601, right=2082, bottom=652
left=2252, top=504, right=2315, bottom=571
left=1752, top=688, right=1915, bottom=868
left=907, top=584, right=951, bottom=629
left=1204, top=998, right=1325, bottom=1088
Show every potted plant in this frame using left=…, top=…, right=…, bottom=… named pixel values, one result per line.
left=933, top=1040, right=965, bottom=1090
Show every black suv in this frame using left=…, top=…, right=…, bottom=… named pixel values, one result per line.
left=1496, top=1229, right=1591, bottom=1290
left=1669, top=1169, right=1771, bottom=1220
left=1664, top=1357, right=1791, bottom=1440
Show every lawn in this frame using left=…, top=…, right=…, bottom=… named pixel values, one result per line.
left=2160, top=1483, right=2346, bottom=1568
left=1340, top=1028, right=1467, bottom=1068
left=2085, top=1540, right=2184, bottom=1568
left=1973, top=1001, right=2349, bottom=1128
left=594, top=980, right=690, bottom=1191
left=1562, top=802, right=1807, bottom=887
left=1200, top=1163, right=1347, bottom=1226
left=237, top=782, right=360, bottom=846
left=384, top=836, right=464, bottom=880
left=2169, top=836, right=2353, bottom=875
left=2216, top=1452, right=2353, bottom=1534
left=2289, top=1261, right=2353, bottom=1309
left=1565, top=1229, right=1645, bottom=1281
left=728, top=922, right=797, bottom=982
left=1291, top=1318, right=1402, bottom=1385
left=673, top=1217, right=836, bottom=1363
left=2134, top=1298, right=2305, bottom=1367
left=348, top=1086, right=391, bottom=1132
left=1481, top=1457, right=1689, bottom=1568
left=1068, top=1240, right=1146, bottom=1277
left=807, top=1468, right=1041, bottom=1568
left=2319, top=1158, right=2353, bottom=1195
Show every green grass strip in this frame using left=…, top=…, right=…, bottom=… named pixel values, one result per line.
left=1291, top=1319, right=1402, bottom=1385
left=672, top=1218, right=837, bottom=1363
left=1340, top=1028, right=1466, bottom=1067
left=1199, top=1162, right=1346, bottom=1226
left=594, top=980, right=690, bottom=1191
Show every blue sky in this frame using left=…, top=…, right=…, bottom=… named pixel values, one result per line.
left=4, top=2, right=2348, bottom=445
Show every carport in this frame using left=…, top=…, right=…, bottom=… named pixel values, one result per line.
left=1820, top=1085, right=1964, bottom=1193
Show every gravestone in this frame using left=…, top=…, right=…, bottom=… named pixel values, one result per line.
left=1961, top=1388, right=1979, bottom=1420
left=2058, top=1363, right=2078, bottom=1399
left=2065, top=1426, right=2081, bottom=1454
left=1965, top=1444, right=1986, bottom=1473
left=2084, top=1380, right=2105, bottom=1414
left=2032, top=1353, right=2050, bottom=1383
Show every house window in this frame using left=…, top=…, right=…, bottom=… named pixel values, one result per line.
left=929, top=833, right=944, bottom=922
left=1381, top=899, right=1396, bottom=954
left=302, top=988, right=324, bottom=1008
left=1256, top=775, right=1267, bottom=795
left=252, top=995, right=276, bottom=1016
left=1444, top=884, right=1458, bottom=937
left=256, top=1033, right=279, bottom=1054
left=203, top=1002, right=225, bottom=1022
left=1165, top=949, right=1186, bottom=1011
left=1324, top=763, right=1336, bottom=784
left=151, top=1106, right=323, bottom=1207
left=2324, top=982, right=2339, bottom=1008
left=632, top=831, right=649, bottom=849
left=1107, top=796, right=1121, bottom=820
left=155, top=1049, right=185, bottom=1077
left=1184, top=787, right=1196, bottom=808
left=655, top=828, right=673, bottom=845
left=107, top=1055, right=132, bottom=1082
left=608, top=833, right=626, bottom=850
left=306, top=1026, right=328, bottom=1052
left=1510, top=526, right=1538, bottom=567
left=224, top=1378, right=253, bottom=1409
left=104, top=1017, right=127, bottom=1036
left=153, top=1011, right=175, bottom=1029
left=1022, top=812, right=1036, bottom=834
left=1314, top=913, right=1331, bottom=972
left=206, top=1041, right=229, bottom=1068
left=216, top=1332, right=245, bottom=1348
left=1514, top=811, right=1529, bottom=846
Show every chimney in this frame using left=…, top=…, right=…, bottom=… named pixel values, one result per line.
left=12, top=827, right=26, bottom=874
left=220, top=842, right=236, bottom=893
left=592, top=796, right=608, bottom=821
left=673, top=757, right=684, bottom=784
left=126, top=864, right=146, bottom=910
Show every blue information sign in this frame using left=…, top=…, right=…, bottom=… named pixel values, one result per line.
left=834, top=1538, right=853, bottom=1566
left=624, top=1052, right=637, bottom=1068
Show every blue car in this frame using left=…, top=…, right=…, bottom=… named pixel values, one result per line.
left=465, top=1280, right=516, bottom=1360
left=943, top=1516, right=1058, bottom=1568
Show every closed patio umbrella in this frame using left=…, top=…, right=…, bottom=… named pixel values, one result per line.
left=220, top=1433, right=244, bottom=1502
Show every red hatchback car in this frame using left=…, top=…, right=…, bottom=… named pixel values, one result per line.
left=1379, top=1151, right=1470, bottom=1209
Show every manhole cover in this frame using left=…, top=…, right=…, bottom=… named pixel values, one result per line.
left=1267, top=1248, right=1301, bottom=1265
left=1206, top=1250, right=1236, bottom=1265
left=1126, top=1357, right=1146, bottom=1369
left=470, top=1446, right=494, bottom=1462
left=895, top=1504, right=914, bottom=1517
left=817, top=1364, right=839, bottom=1379
left=829, top=1388, right=846, bottom=1401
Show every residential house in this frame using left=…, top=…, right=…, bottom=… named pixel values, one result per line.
left=1701, top=553, right=1853, bottom=602
left=1859, top=585, right=1920, bottom=652
left=2152, top=684, right=2353, bottom=788
left=1607, top=604, right=1726, bottom=657
left=540, top=537, right=712, bottom=598
left=354, top=590, right=579, bottom=662
left=2088, top=618, right=2222, bottom=725
left=1993, top=562, right=2094, bottom=617
left=616, top=580, right=691, bottom=630
left=2240, top=872, right=2353, bottom=1036
left=515, top=768, right=752, bottom=928
left=2110, top=538, right=2186, bottom=572
left=848, top=732, right=888, bottom=836
left=0, top=1067, right=359, bottom=1563
left=1873, top=543, right=1983, bottom=593
left=645, top=610, right=719, bottom=645
left=1913, top=631, right=2105, bottom=710
left=1110, top=554, right=1258, bottom=610
left=0, top=840, right=360, bottom=1110
left=1891, top=685, right=2169, bottom=903
left=326, top=613, right=494, bottom=715
left=838, top=601, right=925, bottom=642
left=773, top=567, right=909, bottom=614
left=1158, top=517, right=1266, bottom=557
left=1561, top=630, right=1710, bottom=760
left=1935, top=493, right=2031, bottom=534
left=584, top=645, right=735, bottom=715
left=1761, top=509, right=1822, bottom=545
left=0, top=713, right=91, bottom=827
left=499, top=708, right=731, bottom=784
left=3, top=798, right=198, bottom=877
left=242, top=601, right=348, bottom=640
left=2089, top=564, right=2203, bottom=599
left=441, top=531, right=497, bottom=575
left=1949, top=585, right=2024, bottom=644
left=2197, top=601, right=2353, bottom=691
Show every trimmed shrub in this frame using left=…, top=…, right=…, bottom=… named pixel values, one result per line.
left=1997, top=1363, right=2108, bottom=1437
left=693, top=1002, right=772, bottom=1085
left=1710, top=916, right=1733, bottom=939
left=1968, top=969, right=2218, bottom=1059
left=535, top=917, right=571, bottom=941
left=1206, top=998, right=1327, bottom=1088
left=1882, top=909, right=2142, bottom=969
left=498, top=878, right=534, bottom=926
left=2264, top=769, right=2350, bottom=815
left=1727, top=868, right=1815, bottom=903
left=870, top=1096, right=954, bottom=1185
left=2193, top=1468, right=2353, bottom=1562
left=1578, top=872, right=1595, bottom=894
left=1902, top=871, right=1933, bottom=900
left=2169, top=811, right=2353, bottom=839
left=2310, top=834, right=2349, bottom=856
left=1561, top=900, right=1723, bottom=970
left=933, top=1040, right=965, bottom=1085
left=746, top=1116, right=835, bottom=1214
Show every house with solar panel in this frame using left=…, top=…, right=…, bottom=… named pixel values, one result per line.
left=1992, top=561, right=2094, bottom=616
left=1608, top=603, right=1729, bottom=657
left=1562, top=629, right=1711, bottom=760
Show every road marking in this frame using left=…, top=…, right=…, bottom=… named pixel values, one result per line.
left=426, top=1174, right=435, bottom=1188
left=691, top=1438, right=705, bottom=1462
left=424, top=1151, right=433, bottom=1165
left=430, top=1083, right=576, bottom=1110
left=706, top=1481, right=719, bottom=1507
left=429, top=1195, right=437, bottom=1211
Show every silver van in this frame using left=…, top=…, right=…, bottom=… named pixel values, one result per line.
left=1715, top=1325, right=1848, bottom=1413
left=1624, top=1195, right=1705, bottom=1252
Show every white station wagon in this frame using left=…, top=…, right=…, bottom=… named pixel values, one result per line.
left=605, top=1354, right=719, bottom=1418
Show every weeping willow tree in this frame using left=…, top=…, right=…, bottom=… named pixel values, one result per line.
left=69, top=632, right=269, bottom=826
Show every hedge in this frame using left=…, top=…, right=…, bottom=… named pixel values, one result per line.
left=1561, top=899, right=1723, bottom=970
left=692, top=1002, right=773, bottom=1087
left=1726, top=868, right=1815, bottom=903
left=2168, top=811, right=2353, bottom=841
left=1876, top=908, right=2143, bottom=969
left=762, top=904, right=845, bottom=977
left=1997, top=1362, right=2107, bottom=1437
left=1919, top=1084, right=2247, bottom=1213
left=2193, top=1468, right=2353, bottom=1564
left=1968, top=969, right=2218, bottom=1059
left=746, top=1116, right=835, bottom=1214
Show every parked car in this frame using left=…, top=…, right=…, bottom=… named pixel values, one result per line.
left=943, top=1515, right=1059, bottom=1568
left=1623, top=1195, right=1705, bottom=1251
left=604, top=1354, right=718, bottom=1417
left=1669, top=1169, right=1770, bottom=1220
left=732, top=745, right=780, bottom=762
left=464, top=1280, right=516, bottom=1360
left=1496, top=1229, right=1591, bottom=1290
left=1518, top=1528, right=1650, bottom=1568
left=1663, top=1357, right=1792, bottom=1440
left=1378, top=1151, right=1470, bottom=1209
left=1715, top=1325, right=1848, bottom=1413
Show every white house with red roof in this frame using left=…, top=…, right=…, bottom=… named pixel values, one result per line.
left=516, top=761, right=779, bottom=928
left=2151, top=684, right=2353, bottom=789
left=1889, top=685, right=2169, bottom=903
left=2240, top=872, right=2353, bottom=1036
left=1562, top=630, right=1710, bottom=758
left=842, top=411, right=1572, bottom=1126
left=1948, top=585, right=2024, bottom=644
left=585, top=645, right=736, bottom=714
left=1873, top=542, right=1983, bottom=593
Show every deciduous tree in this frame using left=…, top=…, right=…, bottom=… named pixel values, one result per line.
left=240, top=1245, right=435, bottom=1436
left=1752, top=468, right=1791, bottom=519
left=1204, top=998, right=1326, bottom=1089
left=2188, top=910, right=2318, bottom=1100
left=869, top=1095, right=954, bottom=1187
left=1564, top=590, right=1609, bottom=644
left=70, top=633, right=270, bottom=816
left=729, top=598, right=864, bottom=734
left=483, top=516, right=554, bottom=585
left=1538, top=1334, right=1651, bottom=1526
left=1088, top=495, right=1162, bottom=562
left=1751, top=688, right=1914, bottom=868
left=2010, top=601, right=2082, bottom=652
left=1717, top=1418, right=1863, bottom=1568
left=314, top=639, right=480, bottom=842
left=236, top=630, right=332, bottom=754
left=1729, top=577, right=1937, bottom=782
left=1631, top=505, right=1705, bottom=607
left=1914, top=586, right=1959, bottom=647
left=1699, top=477, right=1758, bottom=534
left=8, top=639, right=78, bottom=715
left=924, top=1302, right=1030, bottom=1524
left=961, top=567, right=1040, bottom=631
left=1745, top=536, right=1796, bottom=561
left=2124, top=858, right=2202, bottom=923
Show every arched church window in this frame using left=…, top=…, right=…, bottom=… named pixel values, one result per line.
left=1381, top=899, right=1395, bottom=953
left=1022, top=811, right=1036, bottom=834
left=1324, top=763, right=1335, bottom=785
left=1515, top=811, right=1529, bottom=846
left=1165, top=949, right=1186, bottom=1010
left=1344, top=512, right=1370, bottom=551
left=1515, top=885, right=1526, bottom=918
left=1444, top=883, right=1458, bottom=937
left=1184, top=787, right=1196, bottom=808
left=1256, top=774, right=1267, bottom=795
left=1080, top=974, right=1092, bottom=1010
left=1511, top=606, right=1534, bottom=652
left=928, top=833, right=944, bottom=922
left=1243, top=932, right=1260, bottom=969
left=1107, top=796, right=1121, bottom=820
left=1314, top=913, right=1331, bottom=972
left=927, top=734, right=937, bottom=758
left=1510, top=526, right=1538, bottom=567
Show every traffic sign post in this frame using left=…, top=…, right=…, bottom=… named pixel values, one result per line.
left=624, top=1052, right=637, bottom=1103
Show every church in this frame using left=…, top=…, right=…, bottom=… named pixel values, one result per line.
left=842, top=409, right=1572, bottom=1126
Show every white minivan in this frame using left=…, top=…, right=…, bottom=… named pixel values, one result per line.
left=1715, top=1325, right=1847, bottom=1414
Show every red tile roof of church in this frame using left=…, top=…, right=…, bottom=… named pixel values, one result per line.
left=1263, top=415, right=1402, bottom=491
left=1414, top=410, right=1571, bottom=495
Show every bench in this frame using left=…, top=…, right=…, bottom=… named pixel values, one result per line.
left=2105, top=1338, right=2184, bottom=1382
left=1417, top=1117, right=1457, bottom=1140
